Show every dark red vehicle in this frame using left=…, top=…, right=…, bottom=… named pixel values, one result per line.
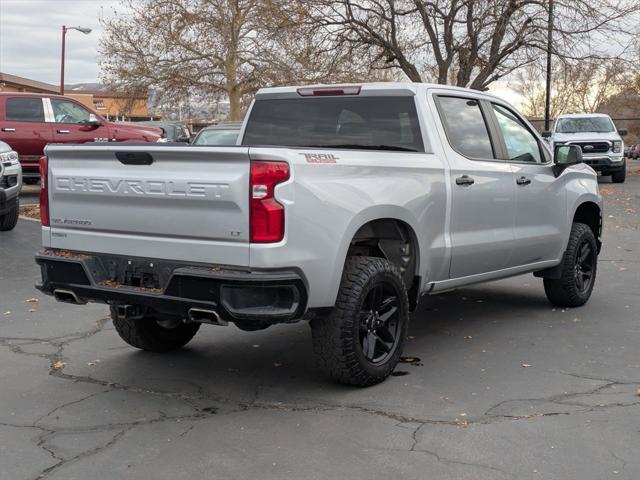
left=0, top=93, right=162, bottom=183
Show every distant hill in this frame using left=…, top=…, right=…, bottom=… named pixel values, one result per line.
left=64, top=82, right=103, bottom=91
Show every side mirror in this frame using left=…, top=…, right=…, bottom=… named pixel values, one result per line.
left=554, top=144, right=583, bottom=165
left=553, top=144, right=583, bottom=177
left=541, top=130, right=552, bottom=138
left=618, top=128, right=628, bottom=137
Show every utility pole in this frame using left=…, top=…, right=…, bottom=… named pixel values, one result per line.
left=544, top=0, right=554, bottom=131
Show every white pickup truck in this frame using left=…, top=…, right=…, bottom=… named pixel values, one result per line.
left=543, top=113, right=628, bottom=183
left=36, top=83, right=602, bottom=386
left=0, top=140, right=22, bottom=231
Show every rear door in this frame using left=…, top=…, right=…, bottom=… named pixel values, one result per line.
left=489, top=103, right=567, bottom=265
left=0, top=96, right=54, bottom=175
left=48, top=97, right=112, bottom=143
left=45, top=144, right=251, bottom=266
left=432, top=93, right=516, bottom=279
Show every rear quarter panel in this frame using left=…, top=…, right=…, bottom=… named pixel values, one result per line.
left=247, top=147, right=448, bottom=308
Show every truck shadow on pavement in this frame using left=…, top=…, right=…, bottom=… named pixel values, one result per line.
left=64, top=276, right=566, bottom=408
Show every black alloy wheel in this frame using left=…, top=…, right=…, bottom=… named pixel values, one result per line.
left=359, top=283, right=401, bottom=365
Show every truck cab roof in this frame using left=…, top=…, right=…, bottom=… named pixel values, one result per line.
left=255, top=82, right=509, bottom=104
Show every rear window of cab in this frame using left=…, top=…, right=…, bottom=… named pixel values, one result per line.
left=242, top=97, right=424, bottom=152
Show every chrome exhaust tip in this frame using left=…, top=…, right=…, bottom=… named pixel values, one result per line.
left=53, top=289, right=87, bottom=305
left=187, top=308, right=227, bottom=326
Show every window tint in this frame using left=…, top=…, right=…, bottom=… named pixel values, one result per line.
left=437, top=96, right=493, bottom=159
left=6, top=97, right=45, bottom=122
left=492, top=104, right=542, bottom=163
left=51, top=99, right=92, bottom=124
left=243, top=97, right=423, bottom=152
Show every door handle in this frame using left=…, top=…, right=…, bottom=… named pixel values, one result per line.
left=57, top=129, right=70, bottom=134
left=1, top=127, right=16, bottom=132
left=455, top=175, right=475, bottom=186
left=516, top=176, right=531, bottom=186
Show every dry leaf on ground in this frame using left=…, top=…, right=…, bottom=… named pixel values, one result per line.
left=52, top=361, right=65, bottom=370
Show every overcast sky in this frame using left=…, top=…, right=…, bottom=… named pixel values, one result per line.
left=0, top=0, right=118, bottom=85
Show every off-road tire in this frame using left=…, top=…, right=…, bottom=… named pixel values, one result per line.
left=611, top=162, right=626, bottom=183
left=0, top=200, right=19, bottom=231
left=543, top=222, right=598, bottom=308
left=310, top=256, right=410, bottom=387
left=110, top=307, right=200, bottom=352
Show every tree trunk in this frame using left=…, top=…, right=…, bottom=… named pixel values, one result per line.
left=228, top=89, right=242, bottom=121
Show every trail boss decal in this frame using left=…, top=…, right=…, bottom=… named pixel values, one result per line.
left=302, top=153, right=339, bottom=164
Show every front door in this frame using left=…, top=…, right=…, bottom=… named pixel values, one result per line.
left=433, top=94, right=516, bottom=279
left=48, top=98, right=111, bottom=143
left=490, top=103, right=567, bottom=266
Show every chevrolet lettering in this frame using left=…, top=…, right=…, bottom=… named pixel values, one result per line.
left=55, top=177, right=230, bottom=199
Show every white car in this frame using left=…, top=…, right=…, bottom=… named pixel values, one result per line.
left=544, top=113, right=628, bottom=183
left=0, top=140, right=22, bottom=231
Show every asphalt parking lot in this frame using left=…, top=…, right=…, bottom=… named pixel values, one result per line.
left=2, top=162, right=639, bottom=480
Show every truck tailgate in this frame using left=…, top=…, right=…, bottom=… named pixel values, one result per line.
left=44, top=144, right=250, bottom=266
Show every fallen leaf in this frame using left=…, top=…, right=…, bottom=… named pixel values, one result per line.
left=522, top=363, right=532, bottom=368
left=400, top=356, right=421, bottom=364
left=25, top=298, right=39, bottom=303
left=52, top=361, right=65, bottom=370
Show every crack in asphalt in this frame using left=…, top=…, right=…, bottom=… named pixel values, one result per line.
left=2, top=317, right=640, bottom=479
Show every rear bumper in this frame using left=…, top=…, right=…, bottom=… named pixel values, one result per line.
left=35, top=250, right=308, bottom=324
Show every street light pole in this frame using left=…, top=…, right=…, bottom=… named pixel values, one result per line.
left=544, top=0, right=554, bottom=132
left=60, top=26, right=66, bottom=95
left=60, top=25, right=92, bottom=95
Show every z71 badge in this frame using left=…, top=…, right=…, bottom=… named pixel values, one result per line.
left=302, top=153, right=338, bottom=164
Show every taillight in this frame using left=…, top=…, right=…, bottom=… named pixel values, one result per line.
left=39, top=156, right=49, bottom=226
left=250, top=161, right=289, bottom=243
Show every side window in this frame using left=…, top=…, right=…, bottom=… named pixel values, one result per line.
left=50, top=99, right=93, bottom=124
left=437, top=96, right=494, bottom=159
left=6, top=97, right=45, bottom=122
left=492, top=104, right=543, bottom=163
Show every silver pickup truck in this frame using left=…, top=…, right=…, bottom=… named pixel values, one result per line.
left=36, top=83, right=602, bottom=386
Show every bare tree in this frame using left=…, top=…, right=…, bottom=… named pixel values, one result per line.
left=100, top=0, right=364, bottom=120
left=513, top=58, right=635, bottom=118
left=304, top=0, right=640, bottom=90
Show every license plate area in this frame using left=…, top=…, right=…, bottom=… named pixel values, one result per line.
left=121, top=260, right=161, bottom=289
